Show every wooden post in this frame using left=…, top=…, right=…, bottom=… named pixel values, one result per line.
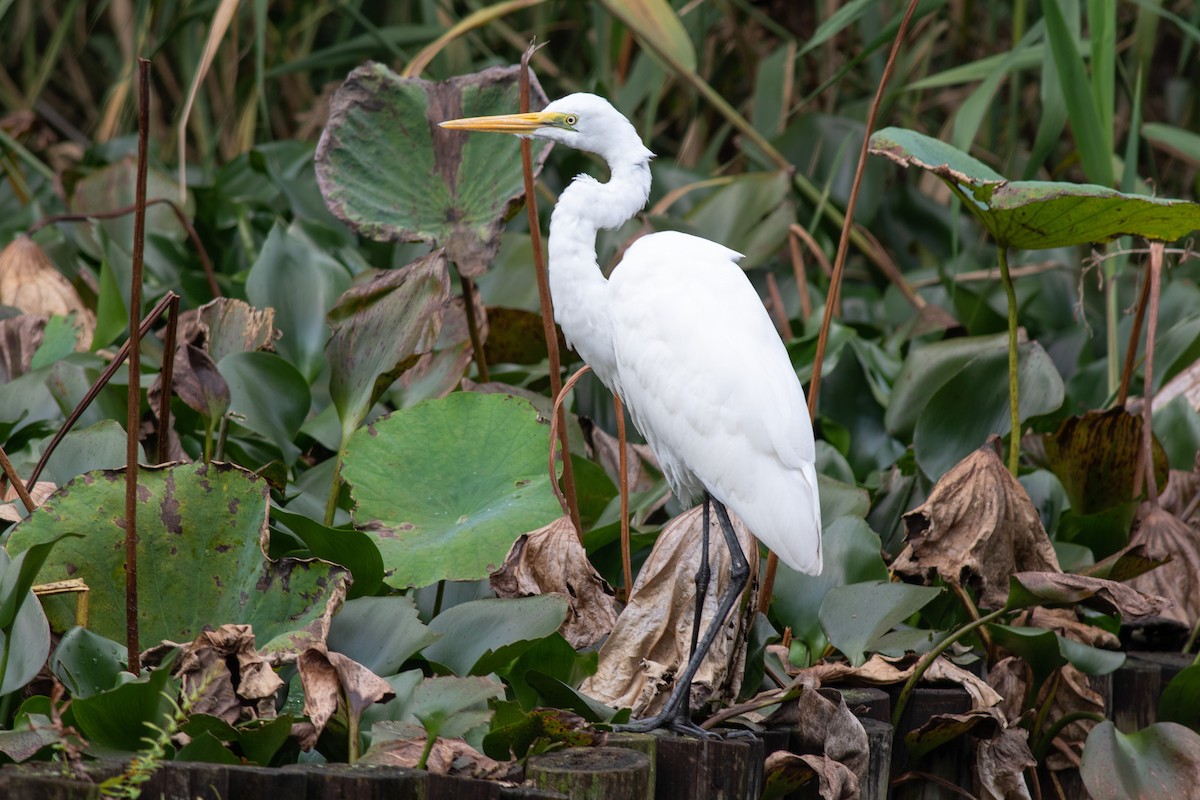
left=859, top=718, right=893, bottom=800
left=653, top=734, right=763, bottom=800
left=527, top=746, right=651, bottom=799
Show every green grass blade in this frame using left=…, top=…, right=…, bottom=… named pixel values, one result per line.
left=1088, top=0, right=1115, bottom=156
left=1043, top=0, right=1113, bottom=186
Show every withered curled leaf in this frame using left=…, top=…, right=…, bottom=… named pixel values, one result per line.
left=762, top=751, right=859, bottom=800
left=894, top=440, right=1060, bottom=609
left=490, top=515, right=618, bottom=648
left=296, top=645, right=395, bottom=747
left=975, top=727, right=1036, bottom=800
left=1008, top=571, right=1170, bottom=620
left=579, top=504, right=757, bottom=717
left=1128, top=504, right=1200, bottom=626
left=0, top=236, right=94, bottom=348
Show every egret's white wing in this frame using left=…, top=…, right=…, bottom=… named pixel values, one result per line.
left=608, top=231, right=822, bottom=574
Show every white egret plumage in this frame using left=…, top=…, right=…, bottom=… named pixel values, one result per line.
left=441, top=93, right=822, bottom=734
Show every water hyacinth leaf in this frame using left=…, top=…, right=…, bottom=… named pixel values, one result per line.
left=870, top=127, right=1200, bottom=249
left=342, top=392, right=562, bottom=589
left=71, top=658, right=179, bottom=753
left=40, top=420, right=139, bottom=486
left=987, top=624, right=1123, bottom=688
left=1160, top=665, right=1200, bottom=731
left=271, top=506, right=384, bottom=599
left=326, top=254, right=450, bottom=439
left=1081, top=721, right=1200, bottom=800
left=914, top=342, right=1064, bottom=481
left=316, top=63, right=550, bottom=273
left=886, top=332, right=1010, bottom=439
left=422, top=596, right=569, bottom=677
left=0, top=548, right=54, bottom=695
left=51, top=627, right=127, bottom=699
left=408, top=675, right=505, bottom=739
left=819, top=581, right=942, bottom=667
left=246, top=221, right=351, bottom=383
left=771, top=516, right=888, bottom=666
left=219, top=352, right=311, bottom=467
left=6, top=463, right=349, bottom=652
left=327, top=595, right=438, bottom=676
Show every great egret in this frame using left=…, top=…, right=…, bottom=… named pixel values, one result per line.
left=441, top=93, right=822, bottom=734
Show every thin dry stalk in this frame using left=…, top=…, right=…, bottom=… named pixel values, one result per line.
left=1141, top=243, right=1164, bottom=506
left=0, top=444, right=35, bottom=513
left=547, top=367, right=593, bottom=528
left=765, top=272, right=794, bottom=339
left=27, top=294, right=176, bottom=487
left=519, top=43, right=581, bottom=536
left=1117, top=260, right=1153, bottom=408
left=459, top=274, right=489, bottom=382
left=156, top=294, right=181, bottom=464
left=125, top=58, right=151, bottom=676
left=759, top=0, right=923, bottom=616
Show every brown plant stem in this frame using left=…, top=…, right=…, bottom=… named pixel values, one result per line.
left=28, top=199, right=220, bottom=299
left=156, top=294, right=180, bottom=464
left=759, top=0, right=922, bottom=616
left=0, top=444, right=35, bottom=513
left=1117, top=260, right=1153, bottom=407
left=125, top=58, right=151, bottom=676
left=459, top=273, right=489, bottom=382
left=520, top=43, right=581, bottom=537
left=1141, top=242, right=1164, bottom=507
left=27, top=293, right=176, bottom=487
left=547, top=366, right=593, bottom=523
left=615, top=394, right=632, bottom=598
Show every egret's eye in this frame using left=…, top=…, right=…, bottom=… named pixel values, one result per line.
left=564, top=114, right=578, bottom=126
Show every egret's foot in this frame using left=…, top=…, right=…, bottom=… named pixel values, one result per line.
left=667, top=716, right=722, bottom=739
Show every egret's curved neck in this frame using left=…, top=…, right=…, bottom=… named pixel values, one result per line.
left=548, top=153, right=651, bottom=388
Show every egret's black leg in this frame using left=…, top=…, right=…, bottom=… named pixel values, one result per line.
left=690, top=495, right=712, bottom=659
left=613, top=494, right=750, bottom=737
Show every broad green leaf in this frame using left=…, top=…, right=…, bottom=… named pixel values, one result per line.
left=1082, top=721, right=1200, bottom=800
left=176, top=731, right=241, bottom=764
left=237, top=715, right=296, bottom=766
left=885, top=333, right=1010, bottom=439
left=343, top=392, right=562, bottom=589
left=50, top=627, right=126, bottom=700
left=72, top=658, right=179, bottom=753
left=40, top=420, right=141, bottom=486
left=326, top=255, right=450, bottom=440
left=819, top=581, right=942, bottom=666
left=870, top=127, right=1200, bottom=248
left=219, top=352, right=311, bottom=467
left=421, top=596, right=568, bottom=676
left=327, top=595, right=438, bottom=676
left=1153, top=396, right=1200, bottom=471
left=407, top=675, right=504, bottom=739
left=770, top=517, right=888, bottom=667
left=501, top=632, right=598, bottom=711
left=271, top=506, right=384, bottom=599
left=246, top=221, right=351, bottom=383
left=599, top=0, right=696, bottom=73
left=7, top=463, right=350, bottom=653
left=914, top=342, right=1064, bottom=480
left=316, top=63, right=549, bottom=272
left=1160, top=665, right=1200, bottom=731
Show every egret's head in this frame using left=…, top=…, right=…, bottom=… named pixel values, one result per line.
left=439, top=92, right=653, bottom=164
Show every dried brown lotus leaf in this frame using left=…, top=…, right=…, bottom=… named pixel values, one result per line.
left=1128, top=504, right=1200, bottom=626
left=1041, top=664, right=1104, bottom=771
left=490, top=515, right=618, bottom=648
left=1010, top=571, right=1170, bottom=620
left=0, top=480, right=58, bottom=523
left=142, top=623, right=284, bottom=726
left=894, top=440, right=1060, bottom=609
left=295, top=645, right=395, bottom=744
left=0, top=237, right=93, bottom=348
left=763, top=750, right=860, bottom=800
left=360, top=735, right=507, bottom=778
left=579, top=504, right=757, bottom=716
left=975, top=726, right=1037, bottom=800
